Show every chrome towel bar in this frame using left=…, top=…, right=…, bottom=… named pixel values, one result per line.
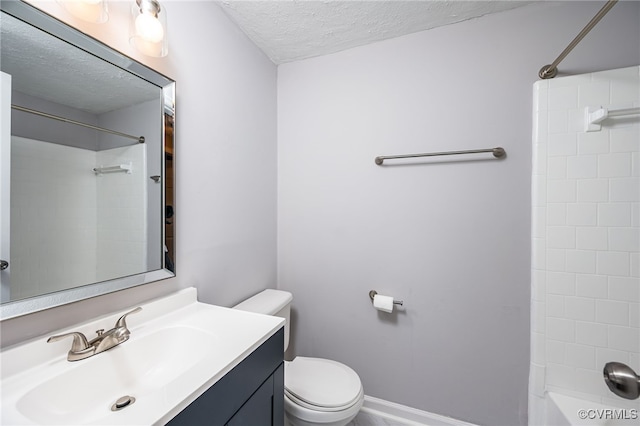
left=374, top=147, right=505, bottom=165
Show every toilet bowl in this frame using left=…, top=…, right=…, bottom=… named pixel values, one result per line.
left=233, top=290, right=364, bottom=426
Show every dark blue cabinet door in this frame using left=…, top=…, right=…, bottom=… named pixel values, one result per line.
left=167, top=329, right=284, bottom=426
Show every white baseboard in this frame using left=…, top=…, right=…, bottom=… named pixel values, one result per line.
left=361, top=395, right=478, bottom=426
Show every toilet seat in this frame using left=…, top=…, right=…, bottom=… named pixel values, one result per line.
left=285, top=357, right=363, bottom=412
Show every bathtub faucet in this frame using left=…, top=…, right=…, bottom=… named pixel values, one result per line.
left=603, top=362, right=640, bottom=400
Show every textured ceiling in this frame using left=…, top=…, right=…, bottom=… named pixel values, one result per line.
left=218, top=0, right=537, bottom=64
left=0, top=12, right=158, bottom=115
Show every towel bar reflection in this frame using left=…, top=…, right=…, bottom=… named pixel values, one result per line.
left=374, top=147, right=505, bottom=165
left=93, top=163, right=132, bottom=175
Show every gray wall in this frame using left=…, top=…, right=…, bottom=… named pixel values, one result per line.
left=1, top=0, right=277, bottom=346
left=277, top=2, right=640, bottom=425
left=11, top=91, right=100, bottom=150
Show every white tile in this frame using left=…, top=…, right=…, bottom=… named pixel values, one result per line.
left=629, top=303, right=639, bottom=328
left=533, top=269, right=547, bottom=301
left=596, top=300, right=629, bottom=326
left=547, top=339, right=565, bottom=364
left=629, top=352, right=640, bottom=373
left=547, top=248, right=566, bottom=271
left=598, top=203, right=631, bottom=226
left=610, top=71, right=640, bottom=105
left=533, top=238, right=547, bottom=269
left=609, top=227, right=640, bottom=252
left=596, top=347, right=629, bottom=368
left=574, top=368, right=605, bottom=396
left=548, top=180, right=577, bottom=203
left=547, top=271, right=575, bottom=295
left=568, top=108, right=585, bottom=134
left=568, top=156, right=598, bottom=179
left=577, top=179, right=609, bottom=202
left=598, top=153, right=632, bottom=178
left=547, top=203, right=567, bottom=226
left=608, top=325, right=640, bottom=352
left=533, top=144, right=547, bottom=175
left=549, top=85, right=579, bottom=110
left=566, top=344, right=596, bottom=369
left=532, top=175, right=547, bottom=207
left=576, top=321, right=608, bottom=347
left=576, top=274, right=608, bottom=298
left=532, top=331, right=546, bottom=364
left=632, top=253, right=640, bottom=278
left=578, top=131, right=610, bottom=155
left=576, top=227, right=608, bottom=251
left=565, top=297, right=595, bottom=321
left=548, top=110, right=569, bottom=134
left=610, top=177, right=640, bottom=202
left=608, top=276, right=640, bottom=302
left=532, top=206, right=546, bottom=239
left=530, top=364, right=546, bottom=398
left=566, top=250, right=597, bottom=274
left=547, top=317, right=576, bottom=342
left=548, top=226, right=576, bottom=249
left=633, top=152, right=640, bottom=178
left=547, top=294, right=565, bottom=317
left=546, top=363, right=575, bottom=388
left=579, top=82, right=611, bottom=107
left=597, top=251, right=630, bottom=276
left=567, top=203, right=597, bottom=226
left=548, top=133, right=577, bottom=157
left=532, top=300, right=546, bottom=334
left=548, top=157, right=567, bottom=179
left=633, top=203, right=640, bottom=227
left=610, top=128, right=640, bottom=153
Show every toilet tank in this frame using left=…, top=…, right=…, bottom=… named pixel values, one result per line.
left=233, top=289, right=292, bottom=351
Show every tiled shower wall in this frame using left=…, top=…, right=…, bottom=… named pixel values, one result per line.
left=10, top=137, right=97, bottom=299
left=9, top=138, right=147, bottom=301
left=96, top=144, right=147, bottom=282
left=531, top=66, right=640, bottom=409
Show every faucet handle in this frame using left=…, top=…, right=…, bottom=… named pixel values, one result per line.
left=47, top=331, right=95, bottom=361
left=115, top=306, right=142, bottom=329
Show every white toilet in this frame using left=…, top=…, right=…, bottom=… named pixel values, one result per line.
left=234, top=289, right=364, bottom=426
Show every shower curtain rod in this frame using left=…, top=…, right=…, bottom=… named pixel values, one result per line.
left=539, top=0, right=618, bottom=79
left=11, top=104, right=145, bottom=144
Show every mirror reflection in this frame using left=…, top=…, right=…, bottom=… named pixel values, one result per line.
left=0, top=2, right=175, bottom=315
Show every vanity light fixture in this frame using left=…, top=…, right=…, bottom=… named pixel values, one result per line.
left=57, top=0, right=108, bottom=24
left=129, top=0, right=168, bottom=57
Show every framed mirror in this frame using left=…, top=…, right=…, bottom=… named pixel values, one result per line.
left=0, top=0, right=175, bottom=319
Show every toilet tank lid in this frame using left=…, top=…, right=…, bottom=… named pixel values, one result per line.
left=233, top=289, right=292, bottom=315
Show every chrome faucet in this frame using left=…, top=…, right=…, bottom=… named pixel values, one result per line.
left=47, top=307, right=142, bottom=361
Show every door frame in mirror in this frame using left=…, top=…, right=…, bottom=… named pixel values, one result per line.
left=0, top=0, right=176, bottom=320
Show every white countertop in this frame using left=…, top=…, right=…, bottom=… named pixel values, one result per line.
left=0, top=288, right=284, bottom=425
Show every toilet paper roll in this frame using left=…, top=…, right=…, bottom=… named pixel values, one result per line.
left=373, top=294, right=394, bottom=313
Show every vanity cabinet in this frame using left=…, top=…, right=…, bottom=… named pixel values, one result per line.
left=167, top=328, right=284, bottom=426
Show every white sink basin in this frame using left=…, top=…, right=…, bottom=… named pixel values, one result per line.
left=1, top=288, right=284, bottom=425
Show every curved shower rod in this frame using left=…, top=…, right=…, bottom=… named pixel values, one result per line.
left=539, top=0, right=618, bottom=79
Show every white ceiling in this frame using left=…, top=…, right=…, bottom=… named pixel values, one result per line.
left=218, top=0, right=537, bottom=64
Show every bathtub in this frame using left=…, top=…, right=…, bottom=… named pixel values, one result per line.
left=545, top=392, right=639, bottom=426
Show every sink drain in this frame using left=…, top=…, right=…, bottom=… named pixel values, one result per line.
left=111, top=395, right=136, bottom=411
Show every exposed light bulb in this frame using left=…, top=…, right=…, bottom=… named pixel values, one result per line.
left=135, top=12, right=164, bottom=43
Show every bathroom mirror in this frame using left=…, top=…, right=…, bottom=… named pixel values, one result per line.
left=0, top=0, right=175, bottom=319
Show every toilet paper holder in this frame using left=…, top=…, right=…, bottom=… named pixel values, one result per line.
left=369, top=290, right=403, bottom=306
